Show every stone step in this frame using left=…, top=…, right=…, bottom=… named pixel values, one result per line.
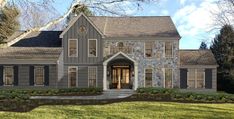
left=103, top=89, right=135, bottom=96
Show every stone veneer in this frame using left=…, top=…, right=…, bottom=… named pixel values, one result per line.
left=104, top=40, right=180, bottom=88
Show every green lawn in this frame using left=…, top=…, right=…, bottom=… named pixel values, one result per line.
left=0, top=102, right=234, bottom=119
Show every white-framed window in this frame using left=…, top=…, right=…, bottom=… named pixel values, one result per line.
left=165, top=68, right=173, bottom=88
left=68, top=39, right=78, bottom=57
left=34, top=66, right=44, bottom=86
left=165, top=42, right=173, bottom=58
left=68, top=67, right=77, bottom=87
left=187, top=69, right=205, bottom=89
left=88, top=39, right=97, bottom=57
left=144, top=42, right=153, bottom=58
left=88, top=67, right=97, bottom=87
left=3, top=66, right=14, bottom=86
left=145, top=68, right=152, bottom=87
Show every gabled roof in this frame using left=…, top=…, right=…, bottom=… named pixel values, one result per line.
left=60, top=13, right=181, bottom=39
left=103, top=52, right=137, bottom=65
left=0, top=47, right=62, bottom=60
left=12, top=31, right=62, bottom=47
left=59, top=13, right=104, bottom=38
left=89, top=16, right=180, bottom=38
left=180, top=50, right=218, bottom=66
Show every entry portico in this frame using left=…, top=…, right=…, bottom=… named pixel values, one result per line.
left=103, top=52, right=138, bottom=90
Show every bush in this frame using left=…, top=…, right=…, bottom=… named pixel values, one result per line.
left=136, top=87, right=234, bottom=103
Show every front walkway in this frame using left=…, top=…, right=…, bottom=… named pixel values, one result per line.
left=30, top=89, right=135, bottom=100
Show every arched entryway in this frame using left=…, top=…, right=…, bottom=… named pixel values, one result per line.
left=103, top=52, right=138, bottom=90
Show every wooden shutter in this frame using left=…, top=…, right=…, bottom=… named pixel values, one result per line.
left=180, top=68, right=187, bottom=89
left=44, top=65, right=49, bottom=86
left=205, top=69, right=212, bottom=89
left=0, top=66, right=3, bottom=86
left=29, top=66, right=34, bottom=86
left=13, top=66, right=19, bottom=86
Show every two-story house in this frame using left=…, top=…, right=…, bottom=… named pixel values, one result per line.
left=0, top=13, right=218, bottom=91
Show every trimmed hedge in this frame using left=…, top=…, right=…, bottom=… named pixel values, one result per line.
left=136, top=88, right=234, bottom=103
left=0, top=88, right=102, bottom=101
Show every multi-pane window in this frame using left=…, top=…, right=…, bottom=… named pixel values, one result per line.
left=68, top=67, right=77, bottom=87
left=165, top=68, right=173, bottom=88
left=34, top=66, right=44, bottom=85
left=68, top=39, right=77, bottom=57
left=88, top=67, right=97, bottom=87
left=165, top=42, right=173, bottom=58
left=88, top=39, right=97, bottom=57
left=145, top=42, right=153, bottom=58
left=145, top=68, right=152, bottom=87
left=196, top=69, right=205, bottom=88
left=4, top=66, right=14, bottom=85
left=188, top=69, right=205, bottom=89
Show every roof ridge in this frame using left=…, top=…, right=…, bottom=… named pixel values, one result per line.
left=88, top=16, right=171, bottom=18
left=103, top=17, right=108, bottom=35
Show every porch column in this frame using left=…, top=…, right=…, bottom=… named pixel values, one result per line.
left=134, top=63, right=138, bottom=90
left=103, top=64, right=107, bottom=90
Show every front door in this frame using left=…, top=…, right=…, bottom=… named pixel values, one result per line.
left=110, top=66, right=131, bottom=89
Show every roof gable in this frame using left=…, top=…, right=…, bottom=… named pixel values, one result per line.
left=59, top=13, right=104, bottom=38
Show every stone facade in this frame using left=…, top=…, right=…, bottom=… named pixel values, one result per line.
left=103, top=40, right=180, bottom=88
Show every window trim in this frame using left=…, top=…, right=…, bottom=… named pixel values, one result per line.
left=88, top=66, right=98, bottom=87
left=164, top=42, right=174, bottom=58
left=3, top=66, right=14, bottom=86
left=144, top=42, right=153, bottom=58
left=68, top=66, right=78, bottom=88
left=88, top=39, right=97, bottom=57
left=164, top=68, right=173, bottom=88
left=187, top=68, right=205, bottom=89
left=34, top=66, right=45, bottom=86
left=68, top=39, right=78, bottom=57
left=144, top=68, right=153, bottom=87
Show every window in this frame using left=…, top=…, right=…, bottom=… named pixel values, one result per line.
left=145, top=42, right=153, bottom=58
left=68, top=39, right=78, bottom=57
left=165, top=42, right=173, bottom=58
left=145, top=68, right=152, bottom=87
left=68, top=67, right=77, bottom=87
left=88, top=67, right=97, bottom=87
left=165, top=68, right=173, bottom=88
left=34, top=66, right=44, bottom=85
left=88, top=39, right=97, bottom=57
left=4, top=66, right=14, bottom=86
left=187, top=69, right=205, bottom=89
left=196, top=69, right=205, bottom=88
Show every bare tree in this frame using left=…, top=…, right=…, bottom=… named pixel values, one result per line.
left=213, top=0, right=234, bottom=27
left=1, top=0, right=157, bottom=47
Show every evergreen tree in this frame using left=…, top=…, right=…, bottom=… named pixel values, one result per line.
left=0, top=6, right=20, bottom=43
left=210, top=25, right=234, bottom=93
left=199, top=42, right=208, bottom=49
left=66, top=4, right=93, bottom=24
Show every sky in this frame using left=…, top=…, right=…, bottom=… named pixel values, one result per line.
left=52, top=0, right=221, bottom=49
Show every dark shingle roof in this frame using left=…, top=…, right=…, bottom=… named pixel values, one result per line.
left=180, top=50, right=218, bottom=65
left=88, top=16, right=180, bottom=38
left=0, top=47, right=62, bottom=60
left=12, top=31, right=62, bottom=47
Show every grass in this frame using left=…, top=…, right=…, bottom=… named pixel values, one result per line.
left=0, top=102, right=234, bottom=119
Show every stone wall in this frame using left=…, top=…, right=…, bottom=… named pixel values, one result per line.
left=103, top=40, right=180, bottom=88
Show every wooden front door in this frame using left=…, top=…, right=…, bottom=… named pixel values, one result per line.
left=111, top=66, right=131, bottom=89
